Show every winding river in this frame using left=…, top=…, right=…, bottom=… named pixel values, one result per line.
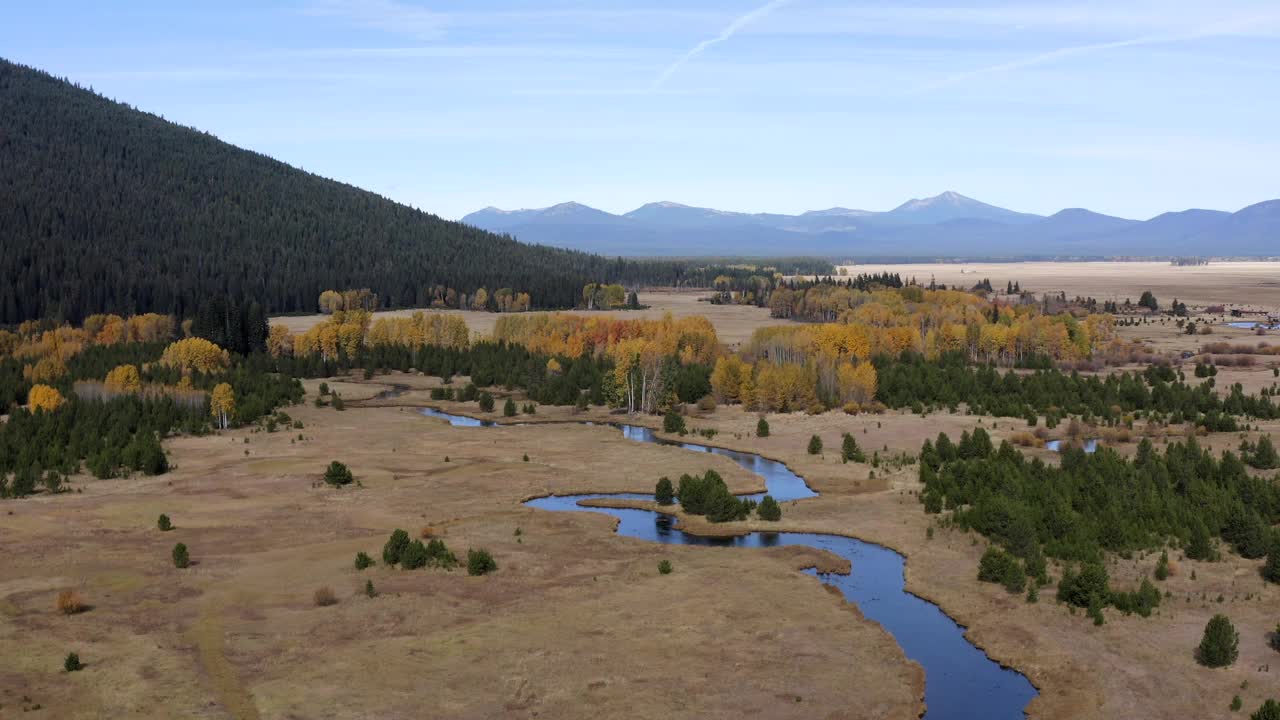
left=420, top=407, right=1037, bottom=719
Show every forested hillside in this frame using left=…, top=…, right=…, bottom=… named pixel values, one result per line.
left=0, top=59, right=671, bottom=324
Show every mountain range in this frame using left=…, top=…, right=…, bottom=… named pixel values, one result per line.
left=463, top=192, right=1279, bottom=258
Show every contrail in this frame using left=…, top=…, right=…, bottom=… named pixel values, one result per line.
left=651, top=0, right=794, bottom=90
left=917, top=14, right=1277, bottom=92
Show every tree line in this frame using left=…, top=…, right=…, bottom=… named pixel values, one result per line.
left=0, top=59, right=830, bottom=325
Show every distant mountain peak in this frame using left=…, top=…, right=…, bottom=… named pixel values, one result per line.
left=894, top=191, right=976, bottom=211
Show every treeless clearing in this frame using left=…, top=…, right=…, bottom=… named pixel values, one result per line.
left=836, top=261, right=1280, bottom=311
left=273, top=289, right=779, bottom=348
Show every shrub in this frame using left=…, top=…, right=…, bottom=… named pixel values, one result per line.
left=313, top=586, right=337, bottom=606
left=757, top=417, right=770, bottom=437
left=1155, top=550, right=1170, bottom=581
left=807, top=434, right=823, bottom=455
left=841, top=433, right=866, bottom=462
left=654, top=477, right=674, bottom=505
left=332, top=394, right=345, bottom=411
left=323, top=461, right=354, bottom=487
left=757, top=495, right=782, bottom=521
left=172, top=543, right=190, bottom=569
left=1198, top=614, right=1239, bottom=667
left=977, top=546, right=1024, bottom=593
left=364, top=579, right=376, bottom=598
left=503, top=397, right=517, bottom=417
left=696, top=395, right=717, bottom=412
left=658, top=560, right=673, bottom=575
left=64, top=652, right=83, bottom=672
left=478, top=392, right=494, bottom=412
left=1232, top=695, right=1243, bottom=712
left=426, top=538, right=458, bottom=569
left=1252, top=700, right=1280, bottom=720
left=1057, top=561, right=1109, bottom=608
left=467, top=548, right=497, bottom=576
left=401, top=539, right=428, bottom=569
left=663, top=409, right=686, bottom=434
left=56, top=590, right=86, bottom=615
left=354, top=551, right=375, bottom=570
left=382, top=529, right=410, bottom=566
left=157, top=514, right=172, bottom=531
left=1265, top=541, right=1280, bottom=584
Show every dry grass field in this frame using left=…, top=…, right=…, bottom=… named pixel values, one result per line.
left=838, top=261, right=1280, bottom=312
left=4, top=368, right=1276, bottom=719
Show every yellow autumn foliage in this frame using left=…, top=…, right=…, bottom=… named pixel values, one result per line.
left=28, top=384, right=66, bottom=412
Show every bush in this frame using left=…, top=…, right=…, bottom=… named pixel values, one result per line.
left=467, top=548, right=497, bottom=576
left=313, top=586, right=337, bottom=606
left=696, top=395, right=717, bottom=412
left=663, top=409, right=686, bottom=434
left=1265, top=541, right=1280, bottom=584
left=977, top=546, right=1024, bottom=593
left=478, top=392, right=494, bottom=412
left=658, top=559, right=673, bottom=575
left=758, top=495, right=782, bottom=521
left=654, top=477, right=674, bottom=505
left=1057, top=561, right=1109, bottom=608
left=807, top=434, right=823, bottom=455
left=364, top=579, right=377, bottom=598
left=1198, top=614, right=1239, bottom=667
left=172, top=543, right=190, bottom=569
left=332, top=394, right=345, bottom=411
left=64, top=652, right=83, bottom=672
left=401, top=539, right=429, bottom=569
left=426, top=538, right=458, bottom=569
left=1252, top=700, right=1280, bottom=720
left=323, top=461, right=354, bottom=487
left=157, top=514, right=172, bottom=532
left=1154, top=550, right=1169, bottom=580
left=382, top=529, right=410, bottom=566
left=757, top=417, right=769, bottom=437
left=56, top=590, right=86, bottom=615
left=354, top=551, right=375, bottom=570
left=503, top=397, right=517, bottom=417
left=841, top=433, right=866, bottom=463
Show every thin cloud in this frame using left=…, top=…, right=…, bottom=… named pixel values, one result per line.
left=918, top=14, right=1279, bottom=92
left=304, top=0, right=445, bottom=40
left=651, top=0, right=794, bottom=91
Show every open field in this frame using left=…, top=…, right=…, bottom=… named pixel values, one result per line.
left=273, top=289, right=777, bottom=348
left=0, top=378, right=922, bottom=720
left=836, top=261, right=1280, bottom=311
left=4, top=369, right=1278, bottom=719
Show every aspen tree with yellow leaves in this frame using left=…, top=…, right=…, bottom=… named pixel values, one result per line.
left=210, top=383, right=235, bottom=429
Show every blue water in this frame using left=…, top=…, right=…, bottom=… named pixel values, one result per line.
left=1225, top=321, right=1277, bottom=330
left=421, top=407, right=1038, bottom=719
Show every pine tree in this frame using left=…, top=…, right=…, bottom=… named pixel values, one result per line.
left=172, top=543, right=190, bottom=569
left=1198, top=614, right=1239, bottom=667
left=756, top=417, right=769, bottom=437
left=503, top=397, right=517, bottom=417
left=807, top=435, right=823, bottom=455
left=1252, top=700, right=1280, bottom=720
left=382, top=529, right=410, bottom=566
left=654, top=477, right=674, bottom=505
left=758, top=495, right=782, bottom=521
left=1154, top=550, right=1170, bottom=581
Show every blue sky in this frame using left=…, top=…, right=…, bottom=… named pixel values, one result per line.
left=4, top=1, right=1278, bottom=220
